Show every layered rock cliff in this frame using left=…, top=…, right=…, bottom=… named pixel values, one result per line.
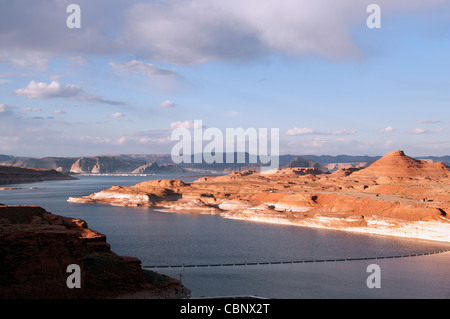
left=68, top=151, right=450, bottom=243
left=3, top=153, right=449, bottom=174
left=0, top=157, right=78, bottom=173
left=132, top=162, right=186, bottom=174
left=0, top=204, right=190, bottom=299
left=70, top=156, right=147, bottom=174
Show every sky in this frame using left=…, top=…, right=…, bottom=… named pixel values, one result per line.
left=0, top=0, right=449, bottom=158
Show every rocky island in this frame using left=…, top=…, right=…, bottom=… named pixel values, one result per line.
left=68, top=151, right=450, bottom=243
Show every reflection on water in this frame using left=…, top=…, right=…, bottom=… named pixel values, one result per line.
left=1, top=175, right=449, bottom=298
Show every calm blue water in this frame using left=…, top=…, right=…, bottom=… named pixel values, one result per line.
left=1, top=175, right=449, bottom=298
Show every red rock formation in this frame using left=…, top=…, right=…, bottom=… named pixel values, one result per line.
left=0, top=205, right=189, bottom=299
left=330, top=167, right=363, bottom=177
left=352, top=150, right=450, bottom=178
left=68, top=150, right=450, bottom=242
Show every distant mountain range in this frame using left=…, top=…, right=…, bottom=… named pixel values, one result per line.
left=0, top=153, right=448, bottom=174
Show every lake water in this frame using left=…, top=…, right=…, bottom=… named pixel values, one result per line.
left=1, top=175, right=449, bottom=298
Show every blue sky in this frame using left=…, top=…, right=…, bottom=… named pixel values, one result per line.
left=0, top=0, right=449, bottom=157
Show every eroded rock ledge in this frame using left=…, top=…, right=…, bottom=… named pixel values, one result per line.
left=0, top=204, right=190, bottom=299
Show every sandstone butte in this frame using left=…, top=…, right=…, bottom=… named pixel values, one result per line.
left=68, top=150, right=450, bottom=243
left=0, top=204, right=190, bottom=299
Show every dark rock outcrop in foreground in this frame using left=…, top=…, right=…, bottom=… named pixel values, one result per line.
left=0, top=165, right=76, bottom=185
left=0, top=204, right=190, bottom=299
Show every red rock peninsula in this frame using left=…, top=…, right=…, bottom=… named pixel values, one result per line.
left=68, top=150, right=450, bottom=243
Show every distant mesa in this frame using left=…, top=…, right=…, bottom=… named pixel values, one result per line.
left=132, top=162, right=186, bottom=174
left=70, top=156, right=147, bottom=174
left=0, top=165, right=76, bottom=185
left=352, top=150, right=450, bottom=178
left=1, top=152, right=449, bottom=175
left=0, top=156, right=79, bottom=174
left=283, top=156, right=321, bottom=170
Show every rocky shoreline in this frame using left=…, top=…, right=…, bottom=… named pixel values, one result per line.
left=69, top=191, right=450, bottom=243
left=68, top=151, right=450, bottom=243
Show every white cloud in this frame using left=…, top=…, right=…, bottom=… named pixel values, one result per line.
left=0, top=136, right=20, bottom=151
left=10, top=56, right=48, bottom=71
left=226, top=110, right=240, bottom=117
left=115, top=137, right=127, bottom=145
left=381, top=126, right=394, bottom=133
left=14, top=80, right=125, bottom=105
left=0, top=0, right=448, bottom=66
left=285, top=127, right=356, bottom=136
left=108, top=112, right=126, bottom=119
left=138, top=136, right=172, bottom=144
left=67, top=56, right=87, bottom=65
left=110, top=60, right=178, bottom=78
left=310, top=138, right=327, bottom=148
left=416, top=120, right=441, bottom=124
left=81, top=136, right=113, bottom=144
left=285, top=127, right=317, bottom=136
left=170, top=120, right=201, bottom=130
left=0, top=104, right=16, bottom=117
left=52, top=110, right=67, bottom=115
left=408, top=128, right=443, bottom=134
left=49, top=74, right=62, bottom=81
left=123, top=0, right=362, bottom=64
left=160, top=100, right=176, bottom=108
left=0, top=103, right=17, bottom=117
left=77, top=95, right=126, bottom=106
left=15, top=80, right=83, bottom=99
left=332, top=129, right=356, bottom=136
left=123, top=0, right=450, bottom=65
left=23, top=107, right=41, bottom=113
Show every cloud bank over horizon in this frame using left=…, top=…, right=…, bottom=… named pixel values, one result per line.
left=1, top=0, right=448, bottom=63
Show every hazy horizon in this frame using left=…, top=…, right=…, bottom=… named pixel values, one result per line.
left=1, top=150, right=449, bottom=161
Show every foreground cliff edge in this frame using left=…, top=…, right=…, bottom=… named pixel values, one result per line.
left=68, top=150, right=450, bottom=243
left=0, top=204, right=190, bottom=299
